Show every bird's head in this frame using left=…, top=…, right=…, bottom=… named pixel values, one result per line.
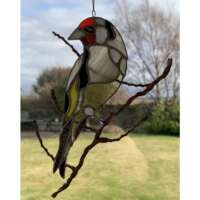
left=68, top=17, right=116, bottom=47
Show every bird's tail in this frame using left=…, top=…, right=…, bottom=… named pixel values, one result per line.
left=53, top=124, right=73, bottom=178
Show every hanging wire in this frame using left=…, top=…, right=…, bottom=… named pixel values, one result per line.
left=92, top=0, right=96, bottom=16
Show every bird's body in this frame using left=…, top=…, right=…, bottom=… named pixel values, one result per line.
left=53, top=17, right=128, bottom=178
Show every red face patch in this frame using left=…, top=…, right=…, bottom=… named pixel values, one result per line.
left=79, top=18, right=94, bottom=29
left=81, top=34, right=95, bottom=46
left=79, top=17, right=96, bottom=46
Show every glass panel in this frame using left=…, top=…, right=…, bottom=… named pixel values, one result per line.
left=83, top=81, right=121, bottom=109
left=107, top=26, right=128, bottom=58
left=96, top=26, right=108, bottom=44
left=88, top=46, right=120, bottom=83
left=66, top=54, right=84, bottom=90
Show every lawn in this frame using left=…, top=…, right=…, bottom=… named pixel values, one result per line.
left=21, top=133, right=179, bottom=200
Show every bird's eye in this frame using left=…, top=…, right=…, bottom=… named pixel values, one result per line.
left=85, top=26, right=94, bottom=33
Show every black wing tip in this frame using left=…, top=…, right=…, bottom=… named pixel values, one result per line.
left=53, top=165, right=65, bottom=179
left=59, top=171, right=65, bottom=179
left=59, top=162, right=66, bottom=179
left=53, top=164, right=58, bottom=174
left=53, top=157, right=60, bottom=174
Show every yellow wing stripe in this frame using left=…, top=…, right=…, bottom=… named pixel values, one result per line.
left=63, top=78, right=79, bottom=125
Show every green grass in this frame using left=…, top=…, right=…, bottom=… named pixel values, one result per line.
left=21, top=133, right=179, bottom=200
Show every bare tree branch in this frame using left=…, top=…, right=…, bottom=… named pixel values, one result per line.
left=50, top=89, right=64, bottom=114
left=33, top=120, right=55, bottom=161
left=51, top=58, right=172, bottom=198
left=65, top=164, right=76, bottom=171
left=51, top=131, right=99, bottom=198
left=33, top=120, right=75, bottom=171
left=116, top=79, right=152, bottom=87
left=52, top=31, right=80, bottom=57
left=98, top=114, right=149, bottom=143
left=116, top=0, right=179, bottom=101
left=104, top=59, right=172, bottom=126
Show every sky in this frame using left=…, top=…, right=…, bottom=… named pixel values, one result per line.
left=21, top=0, right=179, bottom=95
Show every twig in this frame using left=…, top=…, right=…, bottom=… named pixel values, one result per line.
left=34, top=120, right=75, bottom=171
left=84, top=125, right=97, bottom=132
left=116, top=80, right=152, bottom=87
left=51, top=128, right=100, bottom=198
left=52, top=31, right=80, bottom=57
left=103, top=58, right=173, bottom=126
left=33, top=120, right=54, bottom=161
left=98, top=115, right=149, bottom=143
left=51, top=114, right=148, bottom=198
left=50, top=89, right=64, bottom=114
left=65, top=164, right=76, bottom=171
left=116, top=59, right=172, bottom=87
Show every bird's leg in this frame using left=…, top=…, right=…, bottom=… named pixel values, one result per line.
left=84, top=106, right=95, bottom=116
left=84, top=106, right=103, bottom=130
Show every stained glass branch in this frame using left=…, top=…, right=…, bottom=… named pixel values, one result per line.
left=34, top=32, right=173, bottom=198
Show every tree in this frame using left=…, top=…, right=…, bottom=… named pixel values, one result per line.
left=33, top=67, right=70, bottom=98
left=30, top=67, right=71, bottom=118
left=115, top=0, right=179, bottom=103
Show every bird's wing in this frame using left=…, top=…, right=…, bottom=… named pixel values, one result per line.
left=63, top=77, right=80, bottom=125
left=63, top=54, right=84, bottom=125
left=65, top=54, right=84, bottom=90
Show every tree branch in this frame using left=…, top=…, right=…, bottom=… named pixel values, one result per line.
left=116, top=79, right=152, bottom=87
left=52, top=31, right=80, bottom=57
left=51, top=58, right=172, bottom=198
left=98, top=114, right=149, bottom=143
left=116, top=58, right=172, bottom=88
left=33, top=120, right=75, bottom=171
left=50, top=89, right=64, bottom=114
left=51, top=114, right=149, bottom=198
left=33, top=120, right=54, bottom=161
left=65, top=164, right=76, bottom=171
left=103, top=58, right=172, bottom=126
left=51, top=132, right=99, bottom=198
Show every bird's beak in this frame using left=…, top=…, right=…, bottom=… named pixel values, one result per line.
left=68, top=28, right=85, bottom=40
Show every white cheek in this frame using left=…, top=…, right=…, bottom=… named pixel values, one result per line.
left=96, top=27, right=107, bottom=44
